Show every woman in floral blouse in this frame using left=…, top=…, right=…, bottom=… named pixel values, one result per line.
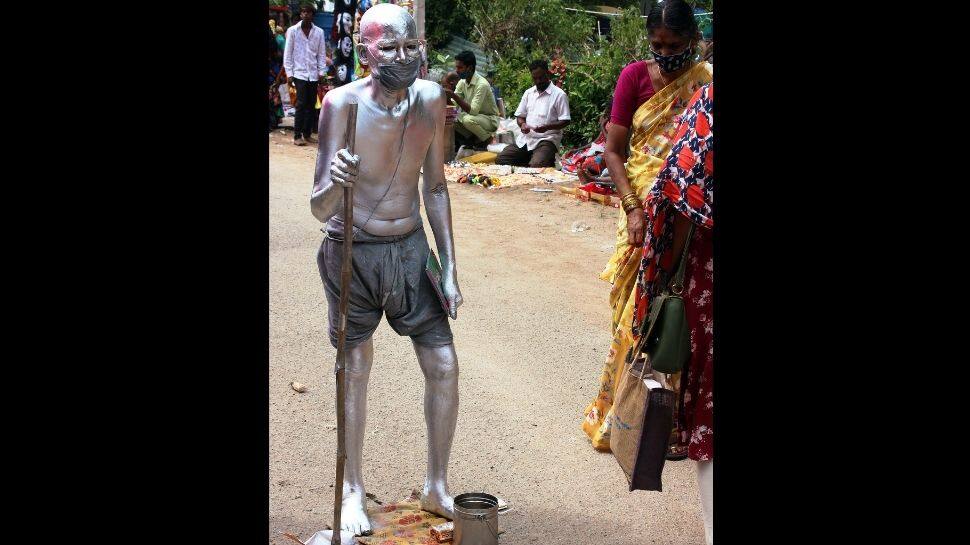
left=634, top=82, right=715, bottom=544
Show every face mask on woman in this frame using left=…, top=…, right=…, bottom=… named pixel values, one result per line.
left=650, top=42, right=695, bottom=73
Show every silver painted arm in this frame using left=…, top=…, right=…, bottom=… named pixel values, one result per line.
left=422, top=87, right=463, bottom=317
left=310, top=92, right=358, bottom=224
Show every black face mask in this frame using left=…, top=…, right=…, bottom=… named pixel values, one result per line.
left=374, top=58, right=420, bottom=90
left=650, top=42, right=695, bottom=73
left=536, top=81, right=551, bottom=92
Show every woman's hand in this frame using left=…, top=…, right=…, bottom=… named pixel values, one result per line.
left=626, top=207, right=645, bottom=247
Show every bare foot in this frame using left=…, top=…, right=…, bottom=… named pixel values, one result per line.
left=420, top=483, right=455, bottom=520
left=339, top=490, right=372, bottom=536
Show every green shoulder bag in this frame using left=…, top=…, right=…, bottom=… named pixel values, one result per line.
left=628, top=222, right=696, bottom=375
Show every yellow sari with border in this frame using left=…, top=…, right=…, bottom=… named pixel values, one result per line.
left=582, top=61, right=713, bottom=451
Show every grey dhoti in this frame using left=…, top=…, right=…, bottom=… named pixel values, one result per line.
left=317, top=216, right=454, bottom=349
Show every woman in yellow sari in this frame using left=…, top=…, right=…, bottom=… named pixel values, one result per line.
left=582, top=0, right=712, bottom=454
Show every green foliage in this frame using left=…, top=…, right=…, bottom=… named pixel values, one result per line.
left=458, top=0, right=594, bottom=63
left=425, top=0, right=473, bottom=49
left=459, top=0, right=597, bottom=146
left=493, top=49, right=537, bottom=110
left=581, top=0, right=633, bottom=7
left=430, top=52, right=453, bottom=70
left=559, top=6, right=651, bottom=146
left=455, top=0, right=708, bottom=147
left=607, top=5, right=653, bottom=64
left=487, top=5, right=649, bottom=148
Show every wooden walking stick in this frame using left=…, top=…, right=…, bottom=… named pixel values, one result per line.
left=332, top=101, right=357, bottom=545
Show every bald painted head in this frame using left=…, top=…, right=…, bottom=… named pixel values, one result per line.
left=356, top=3, right=423, bottom=91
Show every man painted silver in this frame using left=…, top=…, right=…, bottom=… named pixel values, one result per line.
left=310, top=3, right=462, bottom=537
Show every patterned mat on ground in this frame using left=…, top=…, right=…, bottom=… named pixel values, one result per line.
left=355, top=490, right=449, bottom=545
left=293, top=491, right=510, bottom=545
left=444, top=164, right=577, bottom=189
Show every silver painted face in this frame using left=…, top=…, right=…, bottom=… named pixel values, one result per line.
left=358, top=7, right=424, bottom=92
left=365, top=37, right=423, bottom=65
left=358, top=3, right=421, bottom=66
left=336, top=64, right=348, bottom=82
left=340, top=36, right=353, bottom=57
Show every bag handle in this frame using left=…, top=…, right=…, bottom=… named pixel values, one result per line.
left=668, top=220, right=696, bottom=295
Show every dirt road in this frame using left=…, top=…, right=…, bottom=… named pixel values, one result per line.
left=269, top=129, right=704, bottom=544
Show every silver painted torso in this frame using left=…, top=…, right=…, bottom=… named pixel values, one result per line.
left=325, top=78, right=440, bottom=236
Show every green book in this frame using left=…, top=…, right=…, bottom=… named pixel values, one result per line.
left=425, top=250, right=451, bottom=316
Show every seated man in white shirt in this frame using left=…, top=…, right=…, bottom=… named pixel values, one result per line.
left=496, top=59, right=571, bottom=167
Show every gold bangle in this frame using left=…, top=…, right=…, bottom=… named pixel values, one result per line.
left=621, top=193, right=641, bottom=214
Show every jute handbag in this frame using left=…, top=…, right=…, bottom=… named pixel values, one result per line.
left=611, top=222, right=696, bottom=491
left=609, top=356, right=676, bottom=491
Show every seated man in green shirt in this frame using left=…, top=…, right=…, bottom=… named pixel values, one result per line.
left=443, top=50, right=500, bottom=150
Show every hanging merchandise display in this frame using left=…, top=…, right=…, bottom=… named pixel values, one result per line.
left=353, top=2, right=370, bottom=80
left=331, top=0, right=357, bottom=86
